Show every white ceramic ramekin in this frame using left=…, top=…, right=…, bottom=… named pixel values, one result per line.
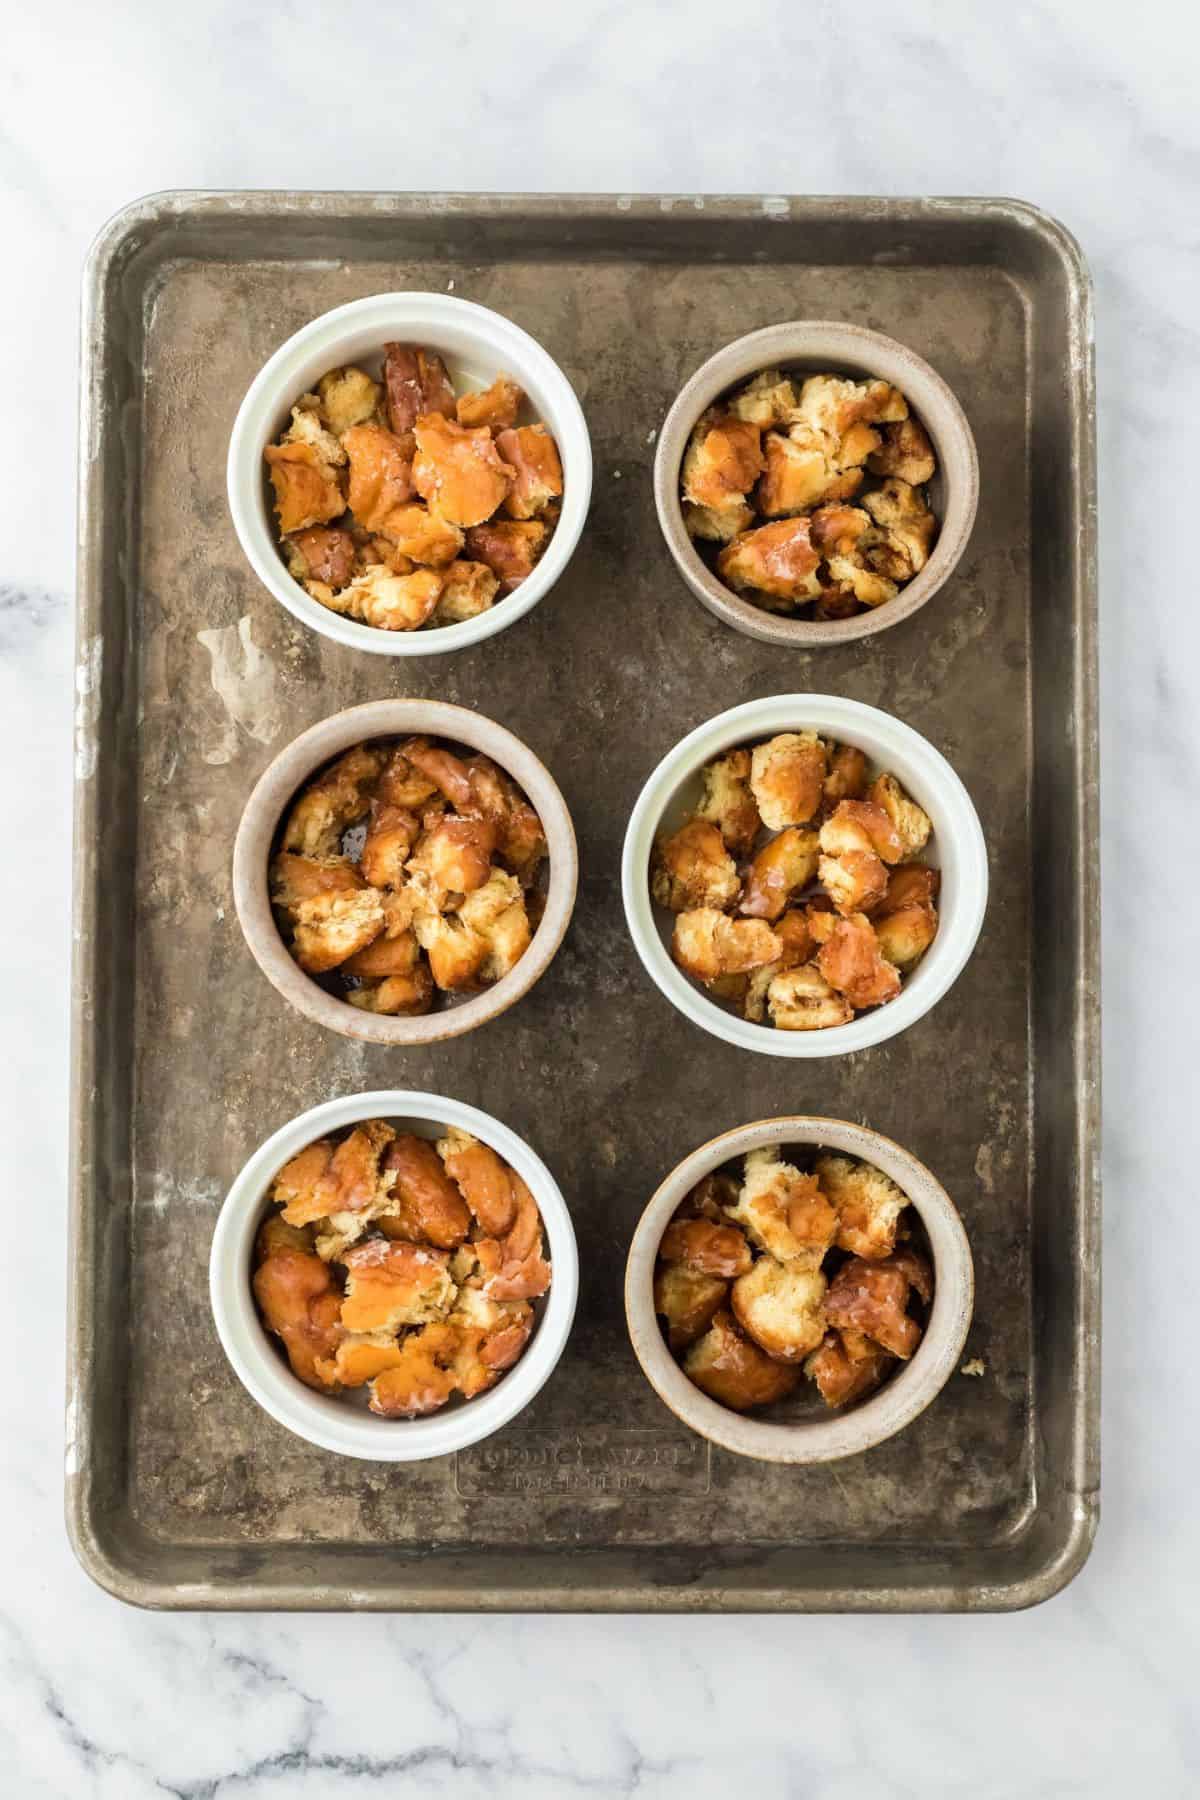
left=227, top=292, right=592, bottom=656
left=625, top=1115, right=974, bottom=1464
left=210, top=1091, right=578, bottom=1461
left=621, top=695, right=988, bottom=1057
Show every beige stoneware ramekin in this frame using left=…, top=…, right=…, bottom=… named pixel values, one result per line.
left=625, top=1115, right=974, bottom=1464
left=654, top=320, right=979, bottom=646
left=210, top=1089, right=578, bottom=1461
left=233, top=699, right=577, bottom=1044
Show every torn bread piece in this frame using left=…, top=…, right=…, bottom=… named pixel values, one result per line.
left=815, top=1153, right=909, bottom=1261
left=730, top=1255, right=828, bottom=1361
left=725, top=1146, right=838, bottom=1266
left=652, top=819, right=741, bottom=913
left=683, top=1309, right=802, bottom=1411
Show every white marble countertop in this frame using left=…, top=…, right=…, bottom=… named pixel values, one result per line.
left=5, top=0, right=1197, bottom=1792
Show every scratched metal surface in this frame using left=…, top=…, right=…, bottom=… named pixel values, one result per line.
left=68, top=195, right=1099, bottom=1611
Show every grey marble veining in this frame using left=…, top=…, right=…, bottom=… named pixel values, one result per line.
left=3, top=0, right=1197, bottom=1793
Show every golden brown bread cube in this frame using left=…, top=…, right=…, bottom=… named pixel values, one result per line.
left=341, top=915, right=421, bottom=979
left=835, top=420, right=884, bottom=470
left=280, top=745, right=384, bottom=859
left=368, top=1324, right=460, bottom=1417
left=738, top=827, right=819, bottom=921
left=658, top=1216, right=753, bottom=1279
left=742, top=909, right=817, bottom=1022
left=345, top=565, right=444, bottom=632
left=654, top=1260, right=728, bottom=1350
left=683, top=1308, right=802, bottom=1410
left=814, top=1153, right=908, bottom=1261
left=339, top=1238, right=455, bottom=1333
left=292, top=888, right=386, bottom=974
left=264, top=438, right=346, bottom=535
left=412, top=414, right=514, bottom=528
left=766, top=962, right=854, bottom=1031
left=496, top=424, right=563, bottom=520
left=873, top=896, right=938, bottom=971
left=808, top=503, right=871, bottom=556
left=872, top=863, right=939, bottom=970
left=725, top=1146, right=838, bottom=1265
left=378, top=1133, right=472, bottom=1249
left=271, top=1139, right=335, bottom=1225
left=270, top=853, right=364, bottom=919
left=472, top=1172, right=551, bottom=1301
left=696, top=748, right=761, bottom=855
left=455, top=375, right=524, bottom=431
left=286, top=525, right=357, bottom=591
left=683, top=499, right=755, bottom=543
left=342, top=422, right=416, bottom=534
left=818, top=849, right=889, bottom=917
left=412, top=909, right=488, bottom=992
left=681, top=413, right=764, bottom=510
left=822, top=743, right=869, bottom=807
left=252, top=1243, right=344, bottom=1391
left=324, top=1331, right=406, bottom=1389
left=431, top=559, right=500, bottom=625
left=726, top=368, right=798, bottom=428
left=408, top=812, right=498, bottom=898
left=274, top=1120, right=397, bottom=1243
left=868, top=773, right=932, bottom=857
left=367, top=501, right=463, bottom=567
left=460, top=755, right=548, bottom=885
left=824, top=1254, right=924, bottom=1359
left=750, top=732, right=828, bottom=830
left=455, top=870, right=532, bottom=982
left=824, top=553, right=898, bottom=609
left=819, top=798, right=905, bottom=866
left=346, top=968, right=435, bottom=1016
left=464, top=518, right=547, bottom=590
left=652, top=819, right=741, bottom=913
left=366, top=1312, right=529, bottom=1415
left=354, top=802, right=416, bottom=890
left=878, top=864, right=940, bottom=912
left=671, top=909, right=781, bottom=984
left=717, top=516, right=823, bottom=603
left=382, top=344, right=455, bottom=437
left=805, top=1330, right=894, bottom=1407
left=317, top=364, right=383, bottom=434
left=794, top=373, right=907, bottom=439
left=815, top=912, right=902, bottom=1010
left=756, top=430, right=841, bottom=516
left=731, top=1255, right=827, bottom=1361
left=362, top=815, right=424, bottom=903
left=374, top=744, right=439, bottom=810
left=862, top=477, right=937, bottom=574
left=437, top=1126, right=517, bottom=1237
left=866, top=417, right=936, bottom=485
left=398, top=737, right=474, bottom=809
left=450, top=1287, right=536, bottom=1378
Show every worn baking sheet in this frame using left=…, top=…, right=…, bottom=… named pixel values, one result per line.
left=69, top=193, right=1099, bottom=1612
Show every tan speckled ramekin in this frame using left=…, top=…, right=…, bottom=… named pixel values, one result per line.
left=654, top=320, right=979, bottom=646
left=233, top=699, right=577, bottom=1045
left=625, top=1115, right=974, bottom=1463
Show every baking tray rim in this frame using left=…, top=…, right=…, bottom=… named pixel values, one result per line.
left=67, top=189, right=1100, bottom=1613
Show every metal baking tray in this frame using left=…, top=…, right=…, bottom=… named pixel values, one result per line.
left=69, top=192, right=1099, bottom=1612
